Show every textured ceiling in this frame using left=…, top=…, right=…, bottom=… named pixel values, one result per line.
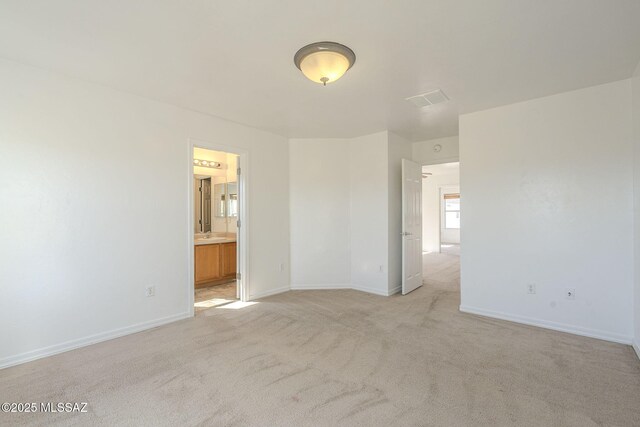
left=1, top=0, right=639, bottom=141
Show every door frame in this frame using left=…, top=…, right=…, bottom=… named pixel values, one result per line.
left=187, top=138, right=250, bottom=316
left=419, top=158, right=460, bottom=254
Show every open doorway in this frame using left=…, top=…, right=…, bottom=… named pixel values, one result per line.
left=421, top=162, right=460, bottom=254
left=440, top=187, right=460, bottom=255
left=421, top=162, right=460, bottom=290
left=191, top=146, right=243, bottom=315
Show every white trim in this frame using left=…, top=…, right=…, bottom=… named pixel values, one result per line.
left=291, top=283, right=399, bottom=297
left=351, top=284, right=395, bottom=297
left=290, top=284, right=351, bottom=291
left=0, top=312, right=190, bottom=370
left=459, top=305, right=632, bottom=345
left=633, top=341, right=640, bottom=361
left=419, top=156, right=459, bottom=166
left=250, top=286, right=290, bottom=300
left=388, top=284, right=402, bottom=296
left=188, top=139, right=250, bottom=310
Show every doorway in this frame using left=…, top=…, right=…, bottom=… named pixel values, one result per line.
left=188, top=140, right=249, bottom=316
left=421, top=162, right=460, bottom=254
left=421, top=162, right=460, bottom=290
left=440, top=186, right=460, bottom=255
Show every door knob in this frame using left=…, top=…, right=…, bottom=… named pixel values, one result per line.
left=402, top=232, right=412, bottom=236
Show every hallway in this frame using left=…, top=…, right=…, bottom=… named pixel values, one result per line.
left=423, top=247, right=459, bottom=292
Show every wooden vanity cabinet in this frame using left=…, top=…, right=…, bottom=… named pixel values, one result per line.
left=221, top=242, right=237, bottom=277
left=194, top=242, right=237, bottom=288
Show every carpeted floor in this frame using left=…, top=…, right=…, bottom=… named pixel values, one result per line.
left=439, top=243, right=460, bottom=256
left=2, top=252, right=639, bottom=426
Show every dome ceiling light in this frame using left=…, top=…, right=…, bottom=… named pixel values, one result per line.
left=294, top=41, right=356, bottom=86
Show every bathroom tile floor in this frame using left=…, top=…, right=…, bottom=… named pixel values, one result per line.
left=194, top=281, right=238, bottom=314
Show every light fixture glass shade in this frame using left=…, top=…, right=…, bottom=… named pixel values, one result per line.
left=193, top=159, right=223, bottom=169
left=294, top=42, right=355, bottom=86
left=299, top=51, right=350, bottom=85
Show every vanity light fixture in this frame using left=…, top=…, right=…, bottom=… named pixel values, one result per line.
left=294, top=41, right=356, bottom=86
left=193, top=159, right=223, bottom=169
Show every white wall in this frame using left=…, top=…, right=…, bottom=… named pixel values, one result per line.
left=460, top=79, right=634, bottom=343
left=633, top=62, right=640, bottom=357
left=0, top=59, right=290, bottom=368
left=413, top=136, right=459, bottom=165
left=349, top=132, right=389, bottom=295
left=289, top=131, right=409, bottom=296
left=289, top=139, right=351, bottom=287
left=388, top=132, right=413, bottom=295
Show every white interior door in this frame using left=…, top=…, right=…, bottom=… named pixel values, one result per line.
left=402, top=159, right=423, bottom=295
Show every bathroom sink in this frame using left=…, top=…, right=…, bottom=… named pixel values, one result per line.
left=194, top=236, right=231, bottom=244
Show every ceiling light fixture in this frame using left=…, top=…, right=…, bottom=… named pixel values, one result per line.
left=294, top=41, right=356, bottom=86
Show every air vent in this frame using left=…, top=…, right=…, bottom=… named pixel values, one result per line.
left=406, top=89, right=449, bottom=108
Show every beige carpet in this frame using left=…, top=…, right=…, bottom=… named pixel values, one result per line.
left=439, top=243, right=460, bottom=256
left=2, top=253, right=639, bottom=426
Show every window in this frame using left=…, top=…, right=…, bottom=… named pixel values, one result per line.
left=444, top=193, right=460, bottom=229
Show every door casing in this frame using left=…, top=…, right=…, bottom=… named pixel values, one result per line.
left=187, top=138, right=250, bottom=315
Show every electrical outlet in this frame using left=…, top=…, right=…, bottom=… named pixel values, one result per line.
left=565, top=288, right=575, bottom=300
left=527, top=284, right=536, bottom=294
left=145, top=285, right=155, bottom=297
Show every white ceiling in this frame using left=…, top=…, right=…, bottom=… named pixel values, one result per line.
left=1, top=0, right=639, bottom=141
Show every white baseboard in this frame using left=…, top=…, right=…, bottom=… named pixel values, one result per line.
left=250, top=285, right=290, bottom=300
left=290, top=283, right=351, bottom=291
left=388, top=284, right=402, bottom=296
left=292, top=283, right=399, bottom=297
left=0, top=312, right=191, bottom=370
left=633, top=341, right=640, bottom=361
left=351, top=284, right=393, bottom=297
left=459, top=305, right=632, bottom=345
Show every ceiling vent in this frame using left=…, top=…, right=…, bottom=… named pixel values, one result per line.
left=406, top=89, right=449, bottom=108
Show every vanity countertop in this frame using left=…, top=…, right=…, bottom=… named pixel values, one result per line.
left=194, top=236, right=236, bottom=246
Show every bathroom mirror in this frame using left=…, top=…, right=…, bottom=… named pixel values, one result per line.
left=213, top=183, right=226, bottom=218
left=195, top=177, right=237, bottom=233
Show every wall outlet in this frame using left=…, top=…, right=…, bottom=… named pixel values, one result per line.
left=565, top=288, right=575, bottom=300
left=527, top=283, right=536, bottom=294
left=145, top=285, right=155, bottom=297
